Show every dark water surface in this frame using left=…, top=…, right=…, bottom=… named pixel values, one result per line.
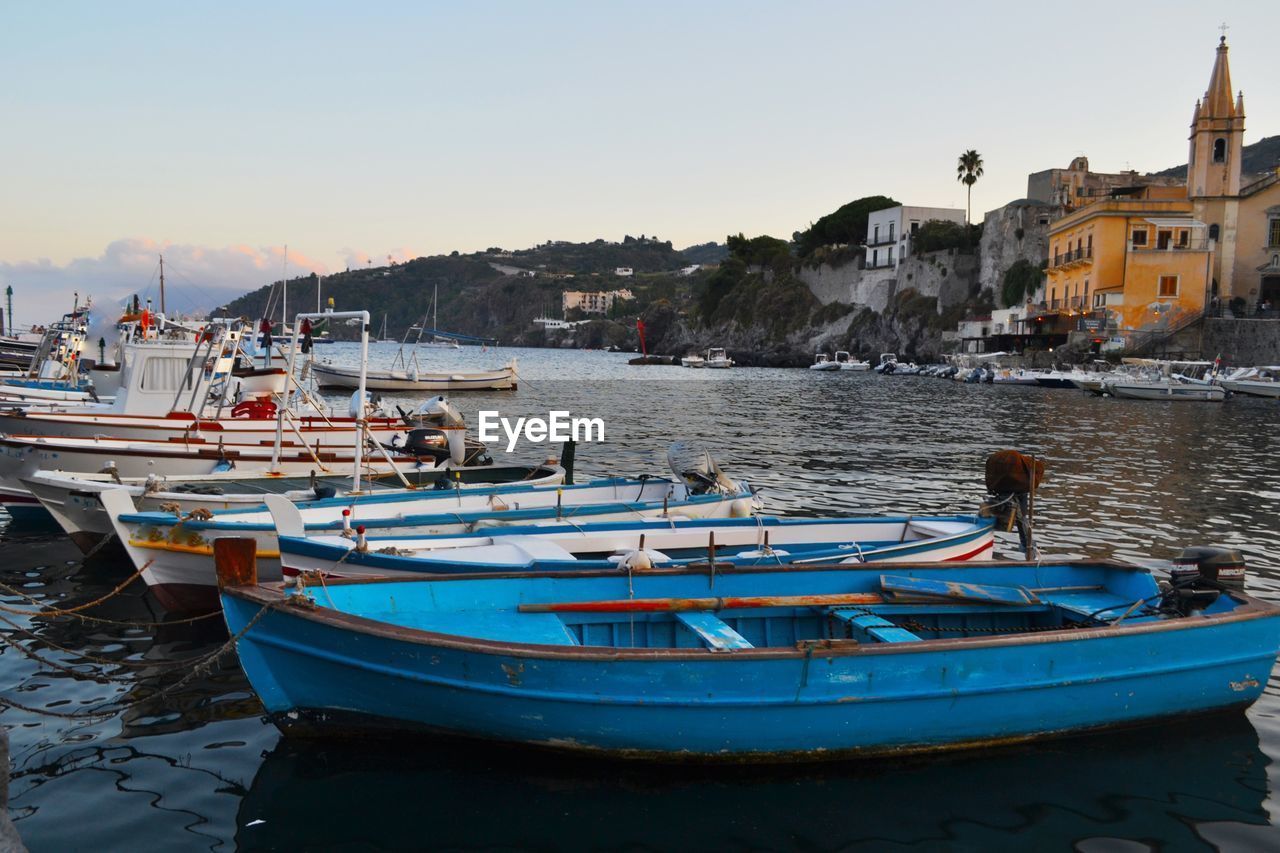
left=3, top=347, right=1280, bottom=851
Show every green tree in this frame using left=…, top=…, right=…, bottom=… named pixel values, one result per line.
left=793, top=196, right=899, bottom=257
left=1001, top=259, right=1043, bottom=307
left=956, top=150, right=984, bottom=226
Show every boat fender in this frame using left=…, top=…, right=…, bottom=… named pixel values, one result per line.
left=609, top=550, right=670, bottom=571
left=729, top=498, right=754, bottom=518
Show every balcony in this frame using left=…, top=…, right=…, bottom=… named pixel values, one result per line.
left=865, top=233, right=898, bottom=248
left=1049, top=246, right=1093, bottom=269
left=1128, top=239, right=1210, bottom=253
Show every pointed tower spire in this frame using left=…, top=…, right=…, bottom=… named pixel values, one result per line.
left=1203, top=36, right=1235, bottom=118
left=1191, top=98, right=1202, bottom=125
left=1235, top=90, right=1245, bottom=117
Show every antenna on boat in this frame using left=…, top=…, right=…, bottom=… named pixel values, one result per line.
left=158, top=254, right=166, bottom=315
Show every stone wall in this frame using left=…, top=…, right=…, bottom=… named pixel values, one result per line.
left=1201, top=318, right=1280, bottom=364
left=798, top=249, right=977, bottom=315
left=978, top=199, right=1058, bottom=304
left=896, top=251, right=978, bottom=311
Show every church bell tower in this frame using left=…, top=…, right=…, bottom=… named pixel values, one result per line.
left=1188, top=35, right=1245, bottom=199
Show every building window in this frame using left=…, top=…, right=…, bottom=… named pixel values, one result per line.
left=1269, top=219, right=1280, bottom=248
left=1093, top=291, right=1105, bottom=308
left=1157, top=275, right=1179, bottom=298
left=1131, top=228, right=1148, bottom=247
left=1209, top=223, right=1220, bottom=241
left=873, top=225, right=880, bottom=243
left=1038, top=216, right=1050, bottom=226
left=1213, top=138, right=1226, bottom=163
left=1177, top=230, right=1189, bottom=247
left=872, top=249, right=878, bottom=267
left=1157, top=230, right=1173, bottom=250
left=888, top=223, right=895, bottom=241
left=911, top=221, right=920, bottom=234
left=888, top=247, right=894, bottom=265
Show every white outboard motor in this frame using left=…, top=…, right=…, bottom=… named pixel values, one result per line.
left=349, top=390, right=375, bottom=419
left=414, top=395, right=465, bottom=428
left=667, top=441, right=738, bottom=496
left=443, top=426, right=467, bottom=466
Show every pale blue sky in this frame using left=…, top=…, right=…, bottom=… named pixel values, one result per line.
left=1, top=1, right=1276, bottom=322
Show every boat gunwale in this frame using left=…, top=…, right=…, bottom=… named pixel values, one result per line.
left=222, top=558, right=1280, bottom=662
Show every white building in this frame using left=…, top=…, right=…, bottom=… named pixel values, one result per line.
left=614, top=267, right=634, bottom=277
left=562, top=289, right=636, bottom=316
left=865, top=205, right=967, bottom=270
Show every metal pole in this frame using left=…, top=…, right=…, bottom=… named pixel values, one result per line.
left=284, top=310, right=370, bottom=492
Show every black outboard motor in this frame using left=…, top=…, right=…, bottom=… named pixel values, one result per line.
left=404, top=428, right=451, bottom=464
left=1170, top=546, right=1246, bottom=590
left=1162, top=546, right=1245, bottom=615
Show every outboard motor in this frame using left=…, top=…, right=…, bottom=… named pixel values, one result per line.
left=403, top=428, right=452, bottom=464
left=1170, top=546, right=1246, bottom=590
left=667, top=441, right=739, bottom=496
left=409, top=395, right=465, bottom=428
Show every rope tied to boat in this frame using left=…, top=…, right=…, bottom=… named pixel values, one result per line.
left=0, top=559, right=155, bottom=619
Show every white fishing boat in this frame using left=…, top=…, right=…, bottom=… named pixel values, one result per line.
left=311, top=359, right=517, bottom=392
left=873, top=353, right=897, bottom=373
left=23, top=395, right=560, bottom=547
left=835, top=351, right=870, bottom=371
left=704, top=347, right=733, bottom=369
left=98, top=473, right=754, bottom=612
left=680, top=354, right=705, bottom=368
left=809, top=353, right=840, bottom=371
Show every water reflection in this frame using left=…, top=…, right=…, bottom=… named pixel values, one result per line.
left=237, top=715, right=1271, bottom=851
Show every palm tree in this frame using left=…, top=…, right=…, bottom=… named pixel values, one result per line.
left=956, top=149, right=984, bottom=226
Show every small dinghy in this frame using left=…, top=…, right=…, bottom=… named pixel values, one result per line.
left=219, top=546, right=1280, bottom=760
left=311, top=359, right=517, bottom=392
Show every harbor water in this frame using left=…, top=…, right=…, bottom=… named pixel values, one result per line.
left=3, top=345, right=1279, bottom=850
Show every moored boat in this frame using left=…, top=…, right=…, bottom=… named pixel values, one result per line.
left=219, top=551, right=1280, bottom=760
left=809, top=353, right=840, bottom=371
left=311, top=359, right=517, bottom=392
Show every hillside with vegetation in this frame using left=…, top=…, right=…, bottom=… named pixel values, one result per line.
left=221, top=241, right=706, bottom=347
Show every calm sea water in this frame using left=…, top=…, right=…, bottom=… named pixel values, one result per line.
left=4, top=345, right=1280, bottom=851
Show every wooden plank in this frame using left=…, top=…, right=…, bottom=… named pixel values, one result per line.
left=879, top=574, right=1040, bottom=606
left=519, top=592, right=884, bottom=614
left=675, top=612, right=754, bottom=651
left=828, top=608, right=921, bottom=643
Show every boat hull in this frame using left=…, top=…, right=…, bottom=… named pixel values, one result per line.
left=1221, top=379, right=1280, bottom=398
left=1110, top=383, right=1226, bottom=401
left=222, top=564, right=1280, bottom=760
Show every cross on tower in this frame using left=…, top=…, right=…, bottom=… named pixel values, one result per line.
left=1218, top=22, right=1229, bottom=42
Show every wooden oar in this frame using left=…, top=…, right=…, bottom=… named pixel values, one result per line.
left=519, top=592, right=884, bottom=614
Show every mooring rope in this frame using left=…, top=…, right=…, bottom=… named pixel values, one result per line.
left=0, top=559, right=155, bottom=618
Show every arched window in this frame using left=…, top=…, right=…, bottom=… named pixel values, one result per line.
left=1213, top=138, right=1226, bottom=163
left=1209, top=223, right=1220, bottom=241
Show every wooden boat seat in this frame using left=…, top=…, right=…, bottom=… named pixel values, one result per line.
left=1036, top=591, right=1139, bottom=622
left=675, top=612, right=754, bottom=651
left=827, top=608, right=921, bottom=643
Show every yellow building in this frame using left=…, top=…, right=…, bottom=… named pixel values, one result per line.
left=1042, top=36, right=1280, bottom=344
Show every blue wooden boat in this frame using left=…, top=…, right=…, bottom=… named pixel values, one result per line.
left=272, top=513, right=996, bottom=579
left=219, top=552, right=1280, bottom=760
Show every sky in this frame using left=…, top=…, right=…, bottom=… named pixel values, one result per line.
left=1, top=0, right=1277, bottom=324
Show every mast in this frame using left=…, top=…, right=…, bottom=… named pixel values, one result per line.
left=316, top=274, right=322, bottom=312
left=158, top=254, right=166, bottom=315
left=281, top=244, right=288, bottom=331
